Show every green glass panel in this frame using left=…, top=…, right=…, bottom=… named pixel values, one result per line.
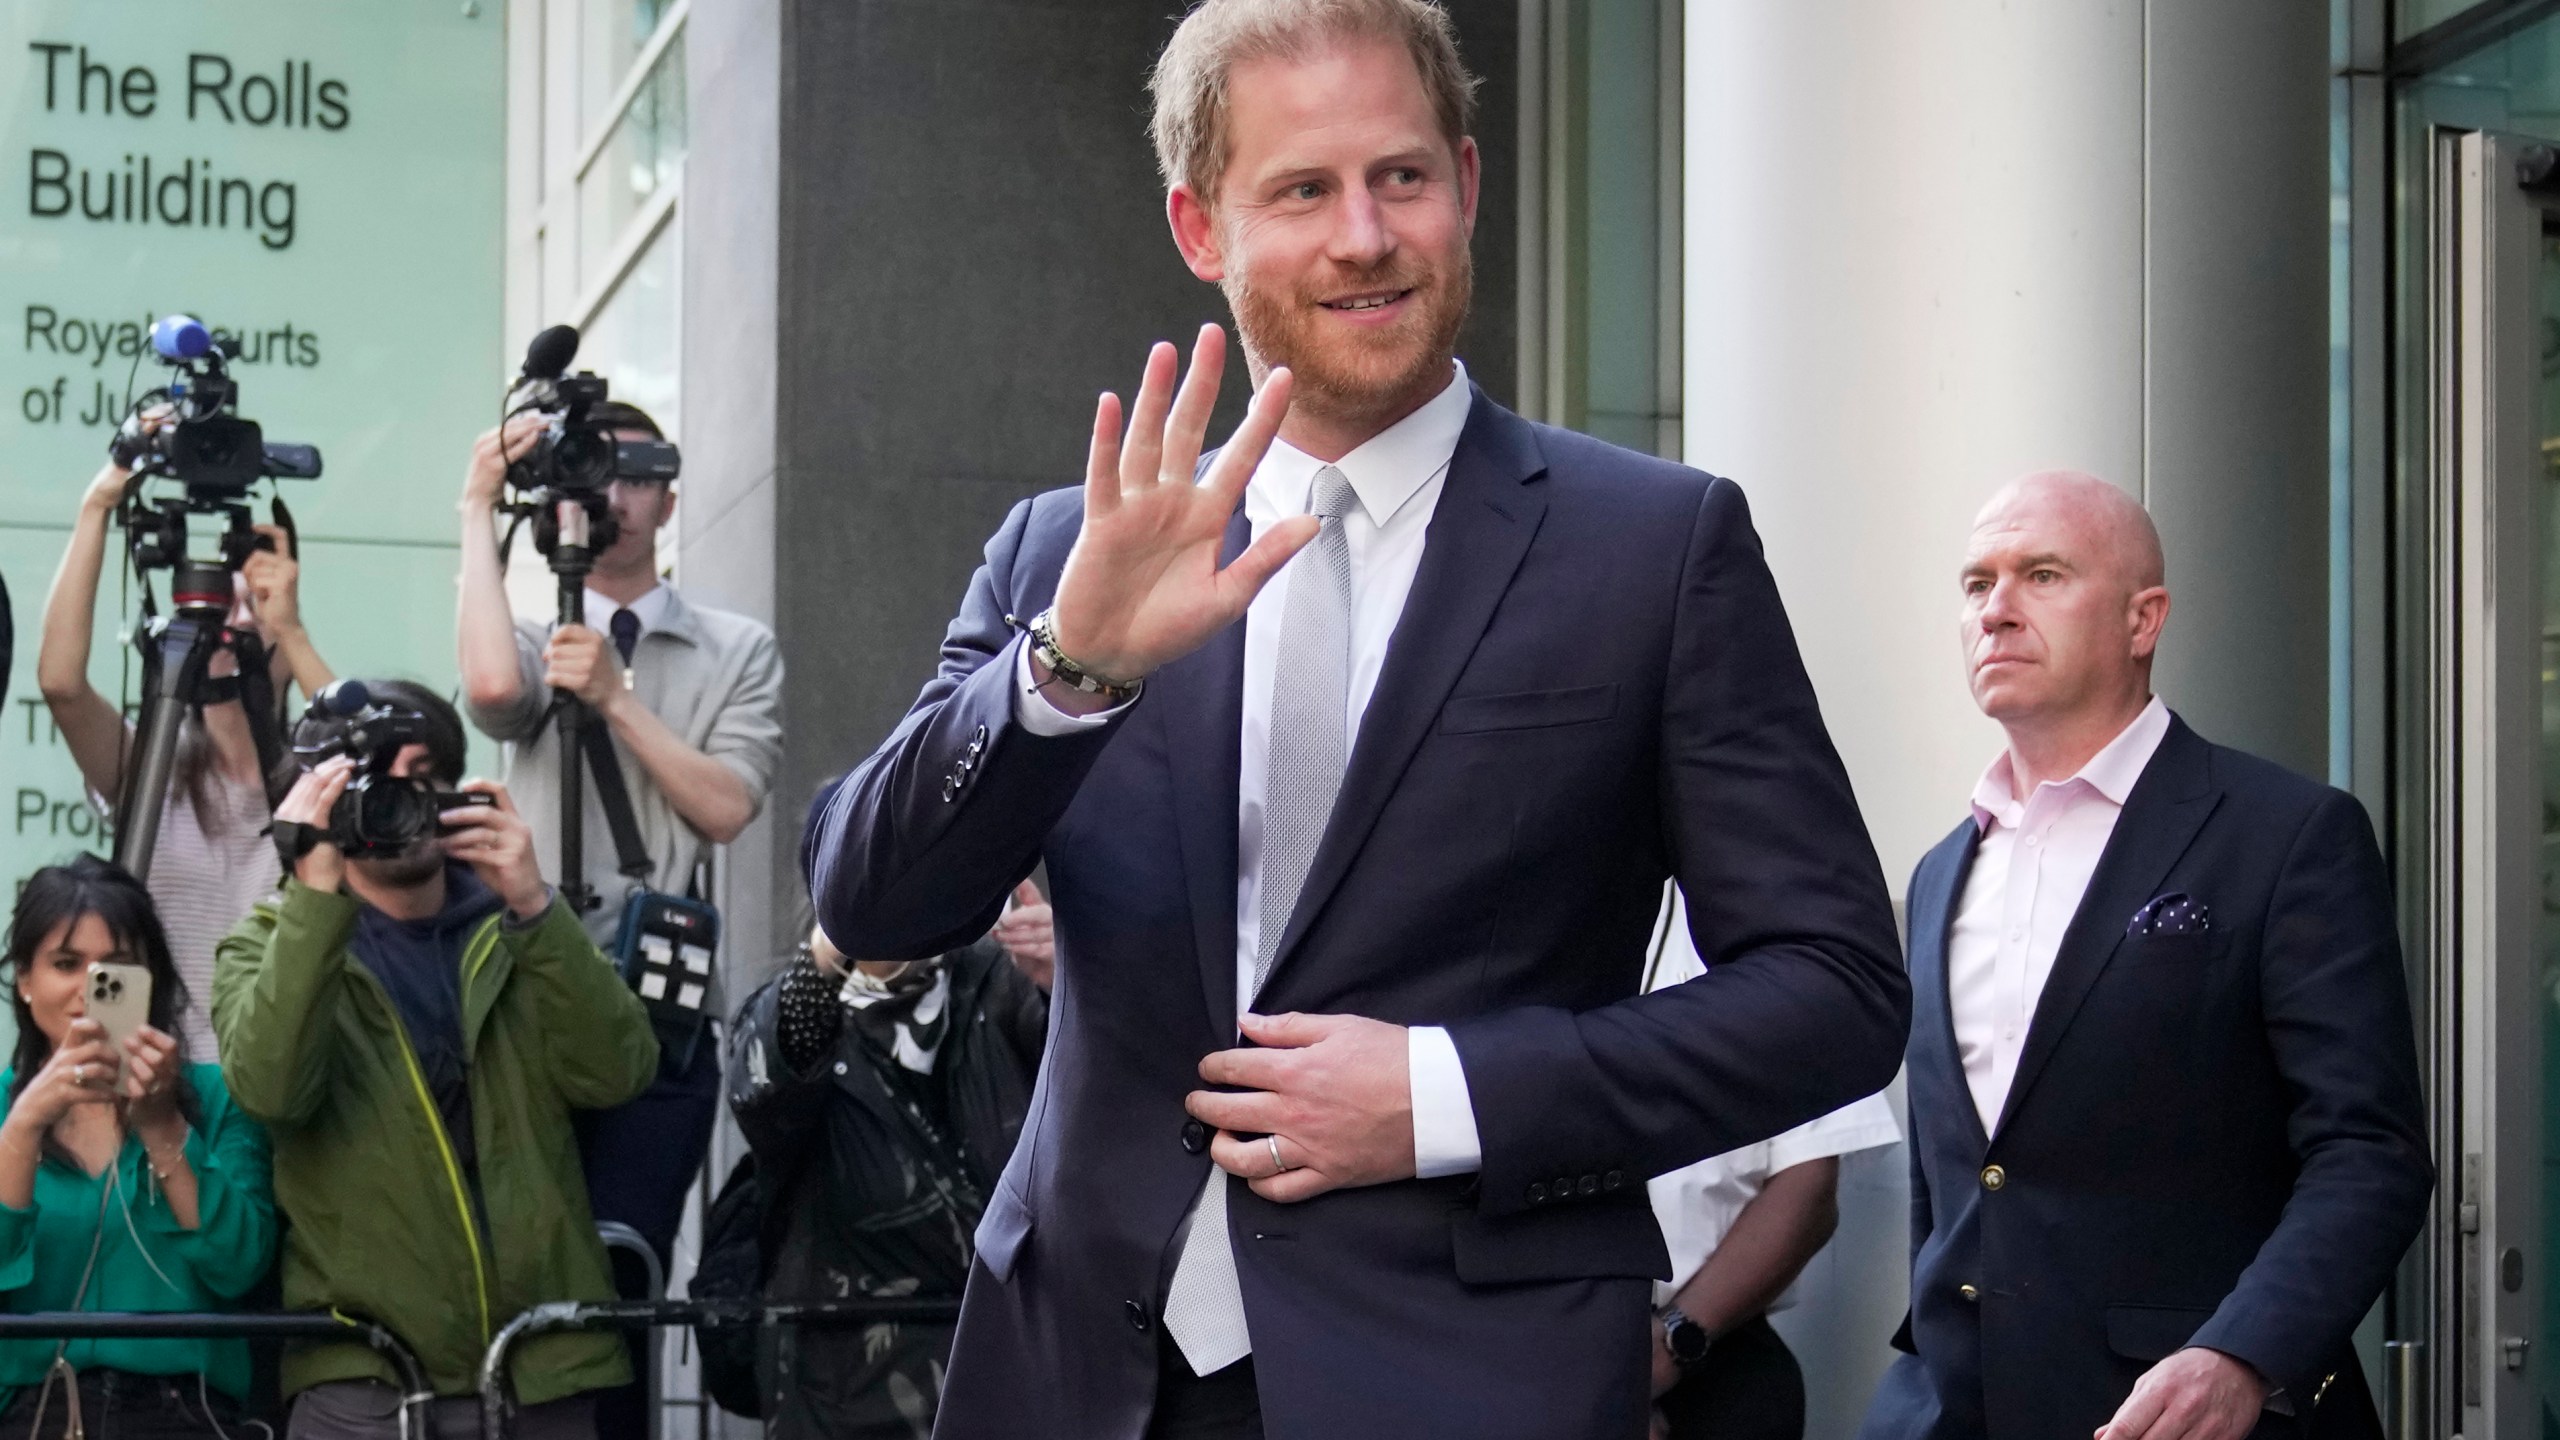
left=2402, top=0, right=2505, bottom=43
left=0, top=1, right=505, bottom=992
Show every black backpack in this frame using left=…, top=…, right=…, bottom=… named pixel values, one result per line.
left=689, top=1154, right=765, bottom=1418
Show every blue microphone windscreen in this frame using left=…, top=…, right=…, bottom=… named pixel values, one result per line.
left=150, top=316, right=212, bottom=361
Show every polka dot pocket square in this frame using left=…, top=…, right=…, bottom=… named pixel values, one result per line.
left=2127, top=892, right=2212, bottom=936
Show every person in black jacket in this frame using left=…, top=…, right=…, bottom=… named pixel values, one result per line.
left=727, top=909, right=1047, bottom=1440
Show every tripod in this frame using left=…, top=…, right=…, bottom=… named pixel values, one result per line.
left=512, top=485, right=651, bottom=918
left=111, top=555, right=284, bottom=885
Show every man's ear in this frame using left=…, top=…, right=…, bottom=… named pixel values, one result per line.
left=2127, top=586, right=2171, bottom=661
left=1168, top=183, right=1225, bottom=283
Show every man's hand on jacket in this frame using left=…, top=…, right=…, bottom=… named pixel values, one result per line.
left=2096, top=1347, right=2268, bottom=1440
left=1187, top=1011, right=1415, bottom=1203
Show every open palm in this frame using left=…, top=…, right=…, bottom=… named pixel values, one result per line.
left=1049, top=326, right=1314, bottom=682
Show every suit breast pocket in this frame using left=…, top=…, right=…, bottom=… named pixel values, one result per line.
left=1438, top=683, right=1620, bottom=735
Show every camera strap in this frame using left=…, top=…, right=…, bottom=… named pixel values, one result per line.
left=568, top=709, right=657, bottom=884
left=229, top=631, right=289, bottom=791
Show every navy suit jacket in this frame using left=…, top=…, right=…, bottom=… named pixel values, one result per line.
left=1860, top=716, right=2432, bottom=1440
left=803, top=390, right=1910, bottom=1440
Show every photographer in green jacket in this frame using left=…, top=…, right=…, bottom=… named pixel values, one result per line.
left=212, top=681, right=658, bottom=1440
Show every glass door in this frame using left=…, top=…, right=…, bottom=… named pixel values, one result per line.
left=2429, top=126, right=2560, bottom=1440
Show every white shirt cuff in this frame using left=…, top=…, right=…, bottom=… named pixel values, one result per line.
left=1408, top=1025, right=1482, bottom=1178
left=1010, top=639, right=1130, bottom=735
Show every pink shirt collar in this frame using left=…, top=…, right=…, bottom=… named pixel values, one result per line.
left=1969, top=696, right=2173, bottom=830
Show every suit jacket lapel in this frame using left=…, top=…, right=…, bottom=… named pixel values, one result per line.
left=1262, top=391, right=1550, bottom=992
left=1908, top=818, right=1990, bottom=1154
left=1992, top=717, right=2221, bottom=1141
left=1160, top=504, right=1251, bottom=1038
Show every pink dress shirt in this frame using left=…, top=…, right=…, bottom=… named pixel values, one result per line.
left=1947, top=697, right=2171, bottom=1133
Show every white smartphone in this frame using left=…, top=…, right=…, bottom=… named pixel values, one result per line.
left=85, top=962, right=153, bottom=1079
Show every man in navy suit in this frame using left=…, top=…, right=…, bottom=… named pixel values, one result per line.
left=1860, top=472, right=2433, bottom=1440
left=800, top=2, right=1908, bottom=1436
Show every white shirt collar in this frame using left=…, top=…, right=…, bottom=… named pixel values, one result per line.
left=583, top=582, right=672, bottom=637
left=1969, top=695, right=2172, bottom=828
left=1249, top=360, right=1473, bottom=523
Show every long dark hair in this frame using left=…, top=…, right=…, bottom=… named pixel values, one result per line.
left=5, top=855, right=202, bottom=1147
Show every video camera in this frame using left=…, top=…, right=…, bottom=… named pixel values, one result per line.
left=289, top=680, right=489, bottom=858
left=109, top=315, right=321, bottom=575
left=504, top=324, right=679, bottom=516
left=111, top=315, right=321, bottom=497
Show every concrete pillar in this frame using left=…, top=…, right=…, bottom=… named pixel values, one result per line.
left=1683, top=6, right=2329, bottom=1435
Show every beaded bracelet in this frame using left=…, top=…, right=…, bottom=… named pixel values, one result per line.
left=144, top=1126, right=191, bottom=1183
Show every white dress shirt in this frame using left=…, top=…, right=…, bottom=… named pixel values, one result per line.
left=1012, top=363, right=1486, bottom=1178
left=1642, top=887, right=1901, bottom=1304
left=1947, top=696, right=2171, bottom=1133
left=581, top=582, right=671, bottom=639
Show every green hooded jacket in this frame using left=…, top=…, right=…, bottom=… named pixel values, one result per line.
left=212, top=879, right=659, bottom=1403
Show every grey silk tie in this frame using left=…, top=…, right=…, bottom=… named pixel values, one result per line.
left=1162, top=466, right=1359, bottom=1375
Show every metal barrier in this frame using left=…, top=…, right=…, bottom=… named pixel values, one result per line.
left=0, top=1310, right=433, bottom=1416
left=478, top=1296, right=965, bottom=1438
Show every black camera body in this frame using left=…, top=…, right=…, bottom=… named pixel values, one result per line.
left=291, top=681, right=486, bottom=858
left=504, top=330, right=681, bottom=562
left=110, top=316, right=322, bottom=500
left=510, top=369, right=681, bottom=501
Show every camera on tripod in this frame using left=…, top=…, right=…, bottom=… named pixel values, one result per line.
left=290, top=681, right=490, bottom=858
left=111, top=315, right=322, bottom=575
left=106, top=314, right=327, bottom=885
left=503, top=324, right=680, bottom=562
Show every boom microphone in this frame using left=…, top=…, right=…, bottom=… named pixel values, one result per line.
left=520, top=324, right=581, bottom=383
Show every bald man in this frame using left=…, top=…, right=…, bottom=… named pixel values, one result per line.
left=1858, top=474, right=2431, bottom=1440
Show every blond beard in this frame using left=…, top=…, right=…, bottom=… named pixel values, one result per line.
left=1225, top=247, right=1472, bottom=430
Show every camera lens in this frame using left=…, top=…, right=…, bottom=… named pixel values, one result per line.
left=348, top=776, right=433, bottom=849
left=550, top=426, right=616, bottom=490
left=170, top=414, right=266, bottom=492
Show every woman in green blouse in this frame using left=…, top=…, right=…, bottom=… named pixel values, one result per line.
left=0, top=855, right=277, bottom=1437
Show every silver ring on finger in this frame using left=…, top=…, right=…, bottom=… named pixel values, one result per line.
left=1267, top=1134, right=1290, bottom=1174
left=74, top=1063, right=88, bottom=1085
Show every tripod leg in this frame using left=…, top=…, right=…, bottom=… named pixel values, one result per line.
left=557, top=568, right=591, bottom=917
left=114, top=614, right=222, bottom=884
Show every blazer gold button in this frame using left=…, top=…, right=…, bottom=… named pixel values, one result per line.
left=1980, top=1165, right=2005, bottom=1191
left=1959, top=1284, right=1980, bottom=1302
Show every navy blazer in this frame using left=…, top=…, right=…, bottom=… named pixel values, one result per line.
left=803, top=391, right=1910, bottom=1440
left=1860, top=716, right=2432, bottom=1440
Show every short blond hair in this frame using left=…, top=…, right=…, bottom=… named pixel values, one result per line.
left=1149, top=0, right=1480, bottom=205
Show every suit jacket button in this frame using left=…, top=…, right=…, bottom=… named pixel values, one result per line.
left=1602, top=1170, right=1624, bottom=1192
left=1555, top=1176, right=1575, bottom=1200
left=974, top=723, right=990, bottom=745
left=1125, top=1300, right=1150, bottom=1333
left=1527, top=1182, right=1548, bottom=1204
left=1578, top=1175, right=1599, bottom=1196
left=1181, top=1119, right=1209, bottom=1154
left=1979, top=1165, right=2005, bottom=1191
left=1959, top=1284, right=1980, bottom=1302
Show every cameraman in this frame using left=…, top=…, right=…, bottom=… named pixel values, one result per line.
left=454, top=402, right=781, bottom=1411
left=211, top=681, right=658, bottom=1439
left=40, top=448, right=335, bottom=1058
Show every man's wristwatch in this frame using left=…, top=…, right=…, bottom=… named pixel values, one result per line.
left=1659, top=1306, right=1715, bottom=1370
left=1024, top=607, right=1144, bottom=704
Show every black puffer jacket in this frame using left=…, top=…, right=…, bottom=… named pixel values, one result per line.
left=727, top=938, right=1045, bottom=1440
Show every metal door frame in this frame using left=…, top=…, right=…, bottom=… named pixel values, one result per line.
left=2430, top=126, right=2550, bottom=1440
